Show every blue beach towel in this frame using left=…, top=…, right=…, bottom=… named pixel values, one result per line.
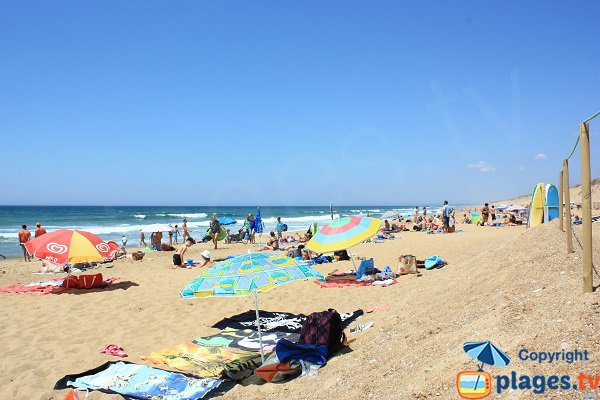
left=424, top=256, right=444, bottom=270
left=55, top=361, right=227, bottom=400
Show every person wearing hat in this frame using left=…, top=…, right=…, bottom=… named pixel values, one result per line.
left=198, top=249, right=212, bottom=268
left=172, top=237, right=194, bottom=269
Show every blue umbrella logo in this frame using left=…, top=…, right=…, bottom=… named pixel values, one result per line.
left=463, top=341, right=510, bottom=395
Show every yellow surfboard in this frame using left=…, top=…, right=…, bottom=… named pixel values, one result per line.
left=528, top=183, right=545, bottom=227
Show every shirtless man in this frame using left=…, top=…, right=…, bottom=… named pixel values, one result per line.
left=172, top=238, right=194, bottom=268
left=18, top=224, right=31, bottom=262
left=34, top=222, right=47, bottom=238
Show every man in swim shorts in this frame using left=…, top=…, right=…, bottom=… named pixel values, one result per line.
left=18, top=224, right=31, bottom=262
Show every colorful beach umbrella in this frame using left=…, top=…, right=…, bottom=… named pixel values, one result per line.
left=24, top=229, right=118, bottom=265
left=305, top=216, right=382, bottom=254
left=181, top=253, right=324, bottom=298
left=181, top=252, right=324, bottom=362
left=463, top=341, right=511, bottom=368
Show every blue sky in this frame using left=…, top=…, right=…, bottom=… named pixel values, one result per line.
left=0, top=1, right=598, bottom=206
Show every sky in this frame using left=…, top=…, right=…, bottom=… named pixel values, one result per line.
left=0, top=1, right=598, bottom=206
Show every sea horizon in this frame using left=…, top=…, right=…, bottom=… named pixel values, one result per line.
left=0, top=204, right=477, bottom=258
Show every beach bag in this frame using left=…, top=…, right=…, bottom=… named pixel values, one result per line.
left=132, top=251, right=144, bottom=261
left=299, top=309, right=346, bottom=358
left=62, top=276, right=79, bottom=288
left=78, top=273, right=104, bottom=289
left=397, top=255, right=417, bottom=275
left=254, top=353, right=301, bottom=383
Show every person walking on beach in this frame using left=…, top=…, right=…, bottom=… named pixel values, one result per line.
left=247, top=214, right=256, bottom=244
left=139, top=229, right=146, bottom=246
left=275, top=217, right=284, bottom=240
left=121, top=235, right=128, bottom=253
left=481, top=203, right=490, bottom=225
left=173, top=224, right=180, bottom=244
left=182, top=219, right=190, bottom=242
left=18, top=224, right=31, bottom=262
left=491, top=205, right=496, bottom=223
left=413, top=207, right=419, bottom=222
left=34, top=222, right=47, bottom=238
left=209, top=214, right=221, bottom=249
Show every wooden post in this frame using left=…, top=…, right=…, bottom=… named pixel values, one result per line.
left=580, top=122, right=593, bottom=293
left=563, top=159, right=573, bottom=253
left=558, top=170, right=564, bottom=232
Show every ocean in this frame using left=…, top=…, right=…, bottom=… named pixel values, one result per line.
left=0, top=205, right=443, bottom=258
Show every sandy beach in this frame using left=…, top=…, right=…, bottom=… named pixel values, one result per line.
left=1, top=187, right=598, bottom=400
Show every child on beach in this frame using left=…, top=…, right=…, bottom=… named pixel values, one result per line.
left=173, top=225, right=180, bottom=244
left=172, top=238, right=194, bottom=268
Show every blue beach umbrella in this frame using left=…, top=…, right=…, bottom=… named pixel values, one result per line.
left=255, top=207, right=263, bottom=234
left=463, top=341, right=510, bottom=393
left=463, top=341, right=511, bottom=369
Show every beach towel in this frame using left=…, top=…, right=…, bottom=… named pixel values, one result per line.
left=0, top=278, right=66, bottom=294
left=0, top=277, right=118, bottom=295
left=314, top=279, right=374, bottom=288
left=194, top=328, right=300, bottom=352
left=55, top=361, right=229, bottom=400
left=212, top=310, right=364, bottom=333
left=424, top=256, right=444, bottom=270
left=141, top=342, right=261, bottom=380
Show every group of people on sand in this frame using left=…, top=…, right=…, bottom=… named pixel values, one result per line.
left=17, top=222, right=47, bottom=262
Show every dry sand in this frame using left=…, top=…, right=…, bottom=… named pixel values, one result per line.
left=1, top=200, right=599, bottom=399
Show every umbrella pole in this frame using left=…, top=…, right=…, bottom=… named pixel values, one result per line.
left=253, top=289, right=265, bottom=364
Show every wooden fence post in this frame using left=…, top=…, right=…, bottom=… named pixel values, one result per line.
left=579, top=122, right=593, bottom=293
left=563, top=159, right=573, bottom=253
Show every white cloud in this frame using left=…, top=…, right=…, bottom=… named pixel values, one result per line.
left=534, top=153, right=547, bottom=160
left=466, top=161, right=496, bottom=173
left=517, top=166, right=526, bottom=171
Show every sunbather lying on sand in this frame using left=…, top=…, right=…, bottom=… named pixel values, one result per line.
left=38, top=260, right=64, bottom=273
left=297, top=232, right=312, bottom=242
